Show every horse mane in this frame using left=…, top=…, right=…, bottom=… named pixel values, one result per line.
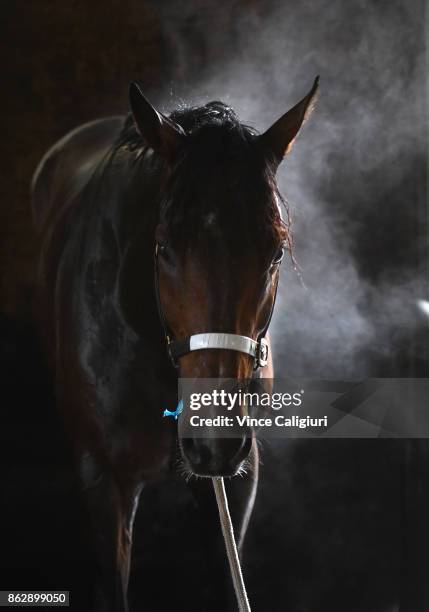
left=114, top=101, right=290, bottom=251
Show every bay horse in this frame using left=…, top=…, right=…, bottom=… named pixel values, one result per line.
left=31, top=77, right=318, bottom=611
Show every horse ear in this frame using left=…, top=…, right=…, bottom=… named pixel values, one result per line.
left=260, top=76, right=319, bottom=167
left=129, top=82, right=186, bottom=161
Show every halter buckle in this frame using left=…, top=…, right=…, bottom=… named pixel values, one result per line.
left=256, top=337, right=269, bottom=369
left=166, top=336, right=179, bottom=369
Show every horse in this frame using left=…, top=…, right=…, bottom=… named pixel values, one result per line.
left=31, top=77, right=318, bottom=611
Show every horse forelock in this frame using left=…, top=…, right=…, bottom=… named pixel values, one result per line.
left=115, top=101, right=290, bottom=253
left=172, top=106, right=285, bottom=248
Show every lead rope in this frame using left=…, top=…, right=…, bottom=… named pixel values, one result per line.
left=212, top=477, right=251, bottom=612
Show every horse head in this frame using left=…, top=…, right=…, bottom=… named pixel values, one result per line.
left=129, top=79, right=318, bottom=476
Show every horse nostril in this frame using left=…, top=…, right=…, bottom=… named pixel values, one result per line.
left=181, top=438, right=216, bottom=470
left=233, top=435, right=252, bottom=464
left=181, top=437, right=203, bottom=467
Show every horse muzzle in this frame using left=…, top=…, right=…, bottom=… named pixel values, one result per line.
left=180, top=434, right=252, bottom=477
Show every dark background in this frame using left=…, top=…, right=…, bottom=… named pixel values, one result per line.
left=1, top=1, right=429, bottom=611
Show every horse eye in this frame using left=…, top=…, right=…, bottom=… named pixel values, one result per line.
left=272, top=246, right=285, bottom=266
left=157, top=243, right=173, bottom=263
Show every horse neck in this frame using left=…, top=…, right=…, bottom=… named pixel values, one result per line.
left=108, top=148, right=166, bottom=342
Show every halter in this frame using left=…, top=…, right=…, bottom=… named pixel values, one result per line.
left=154, top=243, right=278, bottom=370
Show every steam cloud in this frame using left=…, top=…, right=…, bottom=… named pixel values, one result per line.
left=152, top=0, right=428, bottom=377
left=139, top=7, right=428, bottom=608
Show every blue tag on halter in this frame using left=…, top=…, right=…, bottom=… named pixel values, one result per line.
left=163, top=399, right=183, bottom=420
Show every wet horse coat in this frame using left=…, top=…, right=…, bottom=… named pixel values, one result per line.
left=32, top=80, right=318, bottom=611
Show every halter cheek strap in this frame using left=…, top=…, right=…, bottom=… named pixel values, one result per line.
left=154, top=244, right=276, bottom=370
